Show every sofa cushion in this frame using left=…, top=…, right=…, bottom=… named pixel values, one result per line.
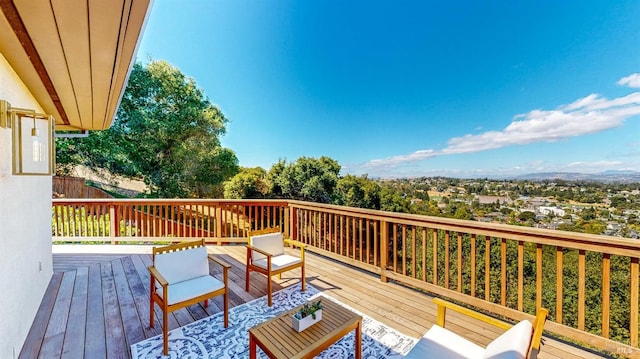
left=155, top=246, right=209, bottom=284
left=405, top=324, right=485, bottom=359
left=482, top=320, right=533, bottom=359
left=156, top=275, right=225, bottom=305
left=250, top=232, right=285, bottom=261
left=252, top=254, right=302, bottom=271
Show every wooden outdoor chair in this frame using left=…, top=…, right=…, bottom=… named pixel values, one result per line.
left=405, top=298, right=548, bottom=359
left=245, top=226, right=306, bottom=306
left=148, top=239, right=230, bottom=355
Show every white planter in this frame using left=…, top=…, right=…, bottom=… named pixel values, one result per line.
left=292, top=309, right=323, bottom=332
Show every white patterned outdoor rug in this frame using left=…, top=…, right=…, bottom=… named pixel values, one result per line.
left=131, top=283, right=418, bottom=358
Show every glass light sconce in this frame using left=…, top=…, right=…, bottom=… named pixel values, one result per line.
left=0, top=100, right=55, bottom=175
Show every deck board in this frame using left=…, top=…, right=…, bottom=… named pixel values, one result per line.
left=18, top=246, right=609, bottom=358
left=84, top=264, right=106, bottom=359
left=39, top=271, right=75, bottom=358
left=61, top=266, right=88, bottom=359
left=19, top=273, right=63, bottom=359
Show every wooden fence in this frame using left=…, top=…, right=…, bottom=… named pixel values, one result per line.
left=53, top=176, right=111, bottom=199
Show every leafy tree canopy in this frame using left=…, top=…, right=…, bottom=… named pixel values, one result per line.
left=266, top=157, right=340, bottom=203
left=334, top=174, right=381, bottom=209
left=224, top=167, right=268, bottom=199
left=56, top=60, right=238, bottom=198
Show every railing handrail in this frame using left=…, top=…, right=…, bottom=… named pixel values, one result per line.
left=287, top=199, right=640, bottom=255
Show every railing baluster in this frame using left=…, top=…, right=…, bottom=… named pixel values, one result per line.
left=433, top=229, right=438, bottom=286
left=444, top=230, right=450, bottom=289
left=393, top=224, right=398, bottom=273
left=380, top=220, right=388, bottom=283
left=602, top=253, right=610, bottom=338
left=518, top=240, right=524, bottom=311
left=352, top=216, right=357, bottom=260
left=366, top=219, right=370, bottom=264
left=471, top=233, right=476, bottom=298
left=485, top=236, right=491, bottom=302
left=422, top=227, right=427, bottom=282
left=578, top=250, right=586, bottom=330
left=339, top=215, right=344, bottom=256
left=373, top=221, right=378, bottom=267
left=82, top=203, right=88, bottom=236
left=412, top=226, right=417, bottom=279
left=457, top=232, right=462, bottom=292
left=501, top=237, right=507, bottom=306
left=536, top=243, right=542, bottom=311
left=631, top=257, right=639, bottom=347
left=556, top=246, right=563, bottom=324
left=402, top=225, right=407, bottom=276
left=360, top=218, right=364, bottom=263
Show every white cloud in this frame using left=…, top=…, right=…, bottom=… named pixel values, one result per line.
left=362, top=90, right=640, bottom=168
left=363, top=149, right=436, bottom=167
left=618, top=73, right=640, bottom=88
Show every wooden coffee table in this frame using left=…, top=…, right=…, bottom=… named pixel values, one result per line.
left=249, top=298, right=362, bottom=359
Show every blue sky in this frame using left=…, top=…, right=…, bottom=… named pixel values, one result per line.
left=136, top=1, right=640, bottom=179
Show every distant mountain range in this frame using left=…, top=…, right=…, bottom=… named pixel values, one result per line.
left=512, top=170, right=640, bottom=183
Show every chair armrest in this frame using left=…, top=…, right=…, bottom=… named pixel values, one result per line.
left=208, top=254, right=231, bottom=269
left=530, top=308, right=549, bottom=350
left=433, top=298, right=511, bottom=330
left=246, top=244, right=274, bottom=257
left=284, top=239, right=306, bottom=249
left=148, top=265, right=169, bottom=288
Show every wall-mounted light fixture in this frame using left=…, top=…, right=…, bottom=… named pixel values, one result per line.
left=0, top=100, right=55, bottom=175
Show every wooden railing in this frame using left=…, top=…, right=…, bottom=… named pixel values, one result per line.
left=52, top=198, right=640, bottom=357
left=52, top=199, right=289, bottom=244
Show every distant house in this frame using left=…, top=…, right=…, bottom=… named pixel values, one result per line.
left=538, top=206, right=565, bottom=217
left=475, top=195, right=511, bottom=205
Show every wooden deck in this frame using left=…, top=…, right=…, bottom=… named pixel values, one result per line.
left=21, top=246, right=608, bottom=358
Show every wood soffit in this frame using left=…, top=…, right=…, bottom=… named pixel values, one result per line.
left=0, top=0, right=152, bottom=131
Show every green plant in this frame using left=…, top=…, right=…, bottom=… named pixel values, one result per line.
left=294, top=300, right=323, bottom=320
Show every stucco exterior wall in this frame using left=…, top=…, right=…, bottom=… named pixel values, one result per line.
left=0, top=53, right=54, bottom=358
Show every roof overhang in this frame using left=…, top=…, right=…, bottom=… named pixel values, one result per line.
left=0, top=0, right=153, bottom=131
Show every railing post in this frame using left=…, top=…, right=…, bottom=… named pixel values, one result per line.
left=109, top=203, right=119, bottom=245
left=380, top=220, right=388, bottom=283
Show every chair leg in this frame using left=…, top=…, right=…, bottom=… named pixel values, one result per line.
left=301, top=265, right=306, bottom=291
left=245, top=268, right=250, bottom=291
left=267, top=276, right=273, bottom=307
left=149, top=299, right=155, bottom=328
left=224, top=291, right=229, bottom=327
left=149, top=276, right=155, bottom=328
left=163, top=309, right=169, bottom=355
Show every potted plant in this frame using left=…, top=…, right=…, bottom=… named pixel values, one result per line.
left=292, top=300, right=323, bottom=332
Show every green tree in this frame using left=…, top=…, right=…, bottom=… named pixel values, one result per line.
left=518, top=211, right=536, bottom=222
left=224, top=167, right=268, bottom=199
left=267, top=156, right=340, bottom=203
left=380, top=187, right=410, bottom=213
left=56, top=60, right=238, bottom=197
left=334, top=174, right=381, bottom=209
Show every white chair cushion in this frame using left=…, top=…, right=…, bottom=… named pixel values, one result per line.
left=157, top=275, right=225, bottom=305
left=155, top=246, right=209, bottom=284
left=482, top=320, right=533, bottom=359
left=250, top=232, right=285, bottom=261
left=405, top=324, right=485, bottom=359
left=252, top=254, right=302, bottom=271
